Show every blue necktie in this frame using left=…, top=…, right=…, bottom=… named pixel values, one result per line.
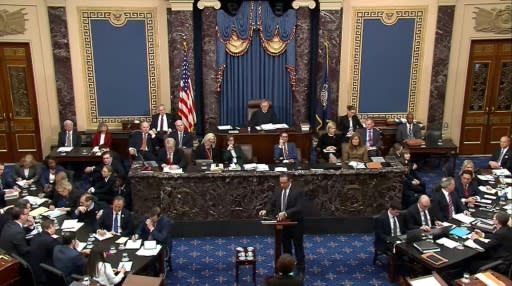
left=113, top=213, right=119, bottom=233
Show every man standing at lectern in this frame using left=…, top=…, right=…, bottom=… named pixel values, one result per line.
left=259, top=174, right=305, bottom=274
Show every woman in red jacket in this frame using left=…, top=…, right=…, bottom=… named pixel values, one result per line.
left=92, top=122, right=112, bottom=148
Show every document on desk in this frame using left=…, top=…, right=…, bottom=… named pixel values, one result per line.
left=115, top=237, right=129, bottom=244
left=118, top=261, right=133, bottom=272
left=274, top=167, right=287, bottom=172
left=95, top=232, right=113, bottom=241
left=492, top=168, right=511, bottom=176
left=61, top=220, right=84, bottom=232
left=477, top=175, right=494, bottom=181
left=409, top=275, right=444, bottom=286
left=453, top=213, right=475, bottom=224
left=136, top=245, right=162, bottom=256
left=435, top=237, right=460, bottom=248
left=475, top=272, right=506, bottom=286
left=57, top=147, right=73, bottom=152
left=29, top=206, right=49, bottom=217
left=25, top=196, right=49, bottom=207
left=44, top=209, right=66, bottom=218
left=76, top=241, right=87, bottom=252
left=125, top=239, right=142, bottom=249
left=464, top=239, right=485, bottom=251
left=479, top=186, right=497, bottom=194
left=217, top=125, right=233, bottom=130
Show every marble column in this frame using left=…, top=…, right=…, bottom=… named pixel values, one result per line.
left=201, top=8, right=220, bottom=132
left=293, top=8, right=312, bottom=126
left=427, top=6, right=455, bottom=128
left=48, top=7, right=76, bottom=123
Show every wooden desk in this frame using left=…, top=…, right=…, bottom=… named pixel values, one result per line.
left=0, top=254, right=21, bottom=286
left=123, top=274, right=163, bottom=286
left=454, top=270, right=512, bottom=286
left=215, top=129, right=312, bottom=164
left=406, top=139, right=458, bottom=171
left=49, top=147, right=102, bottom=163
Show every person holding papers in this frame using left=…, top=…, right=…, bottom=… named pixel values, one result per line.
left=195, top=133, right=221, bottom=163
left=222, top=135, right=244, bottom=165
left=87, top=245, right=126, bottom=286
left=157, top=138, right=187, bottom=170
left=97, top=196, right=134, bottom=237
left=133, top=207, right=172, bottom=273
left=405, top=195, right=440, bottom=231
left=430, top=177, right=466, bottom=222
left=53, top=232, right=88, bottom=284
left=74, top=193, right=102, bottom=231
left=374, top=201, right=405, bottom=253
left=342, top=133, right=368, bottom=163
left=29, top=220, right=59, bottom=285
left=469, top=212, right=512, bottom=274
left=317, top=122, right=343, bottom=162
left=489, top=136, right=512, bottom=172
left=248, top=100, right=278, bottom=128
left=273, top=132, right=298, bottom=164
left=12, top=154, right=41, bottom=187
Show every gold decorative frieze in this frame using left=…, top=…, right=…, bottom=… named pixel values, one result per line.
left=108, top=11, right=128, bottom=27
left=0, top=8, right=27, bottom=37
left=292, top=0, right=317, bottom=9
left=197, top=0, right=221, bottom=10
left=473, top=5, right=512, bottom=34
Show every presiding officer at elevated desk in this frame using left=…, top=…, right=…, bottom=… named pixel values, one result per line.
left=248, top=99, right=279, bottom=127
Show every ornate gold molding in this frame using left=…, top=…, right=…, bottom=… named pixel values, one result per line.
left=319, top=0, right=343, bottom=10
left=292, top=0, right=317, bottom=10
left=197, top=0, right=221, bottom=10
left=473, top=5, right=512, bottom=34
left=0, top=8, right=28, bottom=37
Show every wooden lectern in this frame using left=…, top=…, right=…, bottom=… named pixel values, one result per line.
left=261, top=220, right=298, bottom=273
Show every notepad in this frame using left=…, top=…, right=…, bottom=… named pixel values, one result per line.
left=94, top=231, right=113, bottom=241
left=118, top=261, right=133, bottom=272
left=143, top=240, right=157, bottom=250
left=125, top=239, right=142, bottom=249
left=29, top=207, right=49, bottom=217
left=115, top=237, right=129, bottom=244
left=76, top=241, right=87, bottom=252
left=136, top=245, right=161, bottom=256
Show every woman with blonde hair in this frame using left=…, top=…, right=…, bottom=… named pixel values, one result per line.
left=342, top=133, right=368, bottom=162
left=92, top=122, right=112, bottom=148
left=459, top=159, right=476, bottom=176
left=195, top=133, right=221, bottom=162
left=317, top=121, right=343, bottom=162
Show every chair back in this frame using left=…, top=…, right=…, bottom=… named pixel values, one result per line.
left=247, top=99, right=272, bottom=121
left=11, top=254, right=36, bottom=286
left=239, top=144, right=253, bottom=162
left=182, top=148, right=194, bottom=166
left=40, top=263, right=68, bottom=286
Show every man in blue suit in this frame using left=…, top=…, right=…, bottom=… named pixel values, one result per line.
left=273, top=132, right=298, bottom=164
left=133, top=206, right=172, bottom=273
left=30, top=220, right=59, bottom=285
left=53, top=232, right=88, bottom=284
left=357, top=118, right=383, bottom=157
left=97, top=196, right=134, bottom=236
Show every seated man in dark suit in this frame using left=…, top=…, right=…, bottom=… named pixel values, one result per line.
left=0, top=207, right=30, bottom=260
left=84, top=150, right=126, bottom=185
left=248, top=99, right=278, bottom=128
left=128, top=121, right=157, bottom=161
left=150, top=104, right=181, bottom=148
left=29, top=220, right=59, bottom=285
left=133, top=206, right=172, bottom=272
left=395, top=112, right=422, bottom=143
left=12, top=154, right=41, bottom=187
left=489, top=136, right=511, bottom=172
left=74, top=193, right=102, bottom=231
left=430, top=177, right=466, bottom=222
left=53, top=232, right=88, bottom=284
left=169, top=120, right=194, bottom=148
left=57, top=119, right=82, bottom=147
left=455, top=170, right=480, bottom=207
left=97, top=196, right=134, bottom=237
left=157, top=138, right=187, bottom=170
left=273, top=132, right=298, bottom=164
left=405, top=195, right=440, bottom=232
left=357, top=118, right=383, bottom=157
left=0, top=162, right=16, bottom=208
left=469, top=212, right=512, bottom=273
left=374, top=201, right=405, bottom=252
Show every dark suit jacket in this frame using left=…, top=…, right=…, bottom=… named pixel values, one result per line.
left=396, top=123, right=422, bottom=142
left=169, top=130, right=194, bottom=148
left=0, top=173, right=14, bottom=207
left=53, top=189, right=80, bottom=215
left=405, top=203, right=435, bottom=230
left=490, top=147, right=512, bottom=172
left=129, top=131, right=156, bottom=153
left=29, top=231, right=59, bottom=282
left=53, top=245, right=86, bottom=283
left=474, top=226, right=512, bottom=263
left=91, top=132, right=113, bottom=148
left=454, top=177, right=479, bottom=199
left=136, top=215, right=172, bottom=246
left=195, top=144, right=222, bottom=163
left=91, top=160, right=126, bottom=183
left=156, top=148, right=187, bottom=169
left=338, top=115, right=363, bottom=135
left=266, top=275, right=303, bottom=286
left=12, top=164, right=41, bottom=184
left=150, top=112, right=181, bottom=131
left=357, top=128, right=383, bottom=152
left=93, top=175, right=117, bottom=203
left=74, top=201, right=103, bottom=231
left=374, top=211, right=406, bottom=251
left=273, top=143, right=298, bottom=162
left=39, top=165, right=66, bottom=186
left=248, top=109, right=278, bottom=127
left=268, top=184, right=304, bottom=221
left=0, top=221, right=30, bottom=260
left=222, top=146, right=244, bottom=165
left=57, top=130, right=82, bottom=147
left=97, top=207, right=134, bottom=236
left=430, top=190, right=465, bottom=222
left=317, top=133, right=343, bottom=160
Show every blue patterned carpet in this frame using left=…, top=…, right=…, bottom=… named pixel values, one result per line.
left=166, top=234, right=395, bottom=286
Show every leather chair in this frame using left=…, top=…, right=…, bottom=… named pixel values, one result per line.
left=239, top=144, right=253, bottom=163
left=247, top=99, right=272, bottom=122
left=182, top=148, right=194, bottom=167
left=39, top=263, right=68, bottom=286
left=11, top=254, right=36, bottom=286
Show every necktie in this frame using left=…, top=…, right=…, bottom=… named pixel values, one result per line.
left=367, top=129, right=373, bottom=147
left=168, top=152, right=173, bottom=164
left=281, top=189, right=288, bottom=212
left=0, top=178, right=3, bottom=191
left=141, top=133, right=147, bottom=151
left=408, top=125, right=413, bottom=139
left=464, top=184, right=469, bottom=197
left=179, top=132, right=183, bottom=147
left=159, top=115, right=164, bottom=131
left=392, top=217, right=398, bottom=236
left=283, top=144, right=288, bottom=160
left=422, top=210, right=430, bottom=227
left=447, top=193, right=454, bottom=219
left=113, top=212, right=119, bottom=234
left=497, top=149, right=505, bottom=165
left=66, top=131, right=72, bottom=147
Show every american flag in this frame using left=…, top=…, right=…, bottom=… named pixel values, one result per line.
left=178, top=46, right=196, bottom=132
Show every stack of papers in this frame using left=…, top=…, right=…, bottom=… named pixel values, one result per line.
left=274, top=167, right=287, bottom=172
left=435, top=237, right=460, bottom=248
left=115, top=237, right=129, bottom=244
left=348, top=161, right=366, bottom=169
left=118, top=261, right=133, bottom=271
left=125, top=239, right=142, bottom=249
left=477, top=175, right=494, bottom=181
left=162, top=167, right=183, bottom=173
left=256, top=164, right=269, bottom=171
left=243, top=163, right=257, bottom=170
left=25, top=196, right=49, bottom=207
left=136, top=245, right=162, bottom=256
left=479, top=186, right=497, bottom=194
left=29, top=206, right=49, bottom=217
left=95, top=232, right=113, bottom=241
left=464, top=239, right=485, bottom=251
left=453, top=213, right=475, bottom=224
left=217, top=125, right=233, bottom=130
left=449, top=227, right=470, bottom=238
left=57, top=147, right=73, bottom=152
left=61, top=219, right=84, bottom=231
left=409, top=275, right=445, bottom=286
left=492, top=168, right=511, bottom=176
left=44, top=209, right=66, bottom=218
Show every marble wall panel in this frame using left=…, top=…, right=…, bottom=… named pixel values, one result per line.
left=201, top=8, right=219, bottom=132
left=48, top=7, right=76, bottom=124
left=294, top=8, right=312, bottom=126
left=427, top=6, right=455, bottom=128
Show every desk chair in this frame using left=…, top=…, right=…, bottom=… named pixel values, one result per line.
left=11, top=254, right=36, bottom=286
left=39, top=263, right=68, bottom=286
left=478, top=259, right=512, bottom=278
left=372, top=214, right=393, bottom=267
left=239, top=144, right=253, bottom=163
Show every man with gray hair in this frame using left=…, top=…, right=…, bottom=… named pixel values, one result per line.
left=58, top=120, right=81, bottom=147
left=430, top=177, right=466, bottom=222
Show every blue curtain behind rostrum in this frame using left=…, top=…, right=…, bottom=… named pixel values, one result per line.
left=216, top=1, right=296, bottom=127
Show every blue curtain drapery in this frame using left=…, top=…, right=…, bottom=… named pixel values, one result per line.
left=216, top=1, right=296, bottom=127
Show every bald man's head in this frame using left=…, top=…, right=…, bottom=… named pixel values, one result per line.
left=418, top=195, right=430, bottom=211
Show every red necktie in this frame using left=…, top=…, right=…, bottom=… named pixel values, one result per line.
left=168, top=152, right=173, bottom=164
left=159, top=115, right=164, bottom=131
left=447, top=194, right=454, bottom=219
left=464, top=185, right=469, bottom=197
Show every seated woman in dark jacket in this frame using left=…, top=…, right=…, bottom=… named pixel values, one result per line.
left=40, top=155, right=66, bottom=187
left=195, top=133, right=221, bottom=163
left=400, top=149, right=426, bottom=208
left=317, top=122, right=343, bottom=163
